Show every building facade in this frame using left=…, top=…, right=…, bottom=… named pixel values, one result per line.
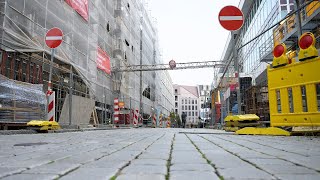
left=198, top=85, right=211, bottom=123
left=173, top=85, right=200, bottom=126
left=0, top=0, right=174, bottom=125
left=212, top=0, right=320, bottom=123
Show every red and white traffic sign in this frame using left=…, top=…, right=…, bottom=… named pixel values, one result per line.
left=218, top=6, right=244, bottom=31
left=45, top=27, right=63, bottom=49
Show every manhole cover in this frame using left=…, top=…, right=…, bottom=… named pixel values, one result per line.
left=14, top=142, right=48, bottom=146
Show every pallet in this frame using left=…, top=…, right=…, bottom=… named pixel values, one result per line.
left=0, top=122, right=28, bottom=130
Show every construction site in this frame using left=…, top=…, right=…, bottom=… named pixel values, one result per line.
left=0, top=0, right=174, bottom=129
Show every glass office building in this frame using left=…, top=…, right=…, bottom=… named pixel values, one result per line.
left=212, top=0, right=320, bottom=122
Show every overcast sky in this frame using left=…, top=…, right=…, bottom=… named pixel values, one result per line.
left=147, top=0, right=240, bottom=86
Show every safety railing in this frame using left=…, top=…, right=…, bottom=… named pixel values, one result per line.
left=273, top=1, right=320, bottom=45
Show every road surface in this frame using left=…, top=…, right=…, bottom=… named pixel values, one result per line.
left=0, top=128, right=319, bottom=180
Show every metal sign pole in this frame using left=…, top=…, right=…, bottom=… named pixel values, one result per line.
left=233, top=32, right=241, bottom=115
left=48, top=48, right=54, bottom=91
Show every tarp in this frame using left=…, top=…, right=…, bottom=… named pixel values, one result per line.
left=96, top=47, right=111, bottom=75
left=65, top=0, right=89, bottom=21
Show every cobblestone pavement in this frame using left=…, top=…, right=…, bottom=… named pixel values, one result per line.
left=0, top=128, right=319, bottom=180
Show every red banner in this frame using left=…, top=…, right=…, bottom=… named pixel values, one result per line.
left=96, top=47, right=111, bottom=75
left=65, top=0, right=89, bottom=21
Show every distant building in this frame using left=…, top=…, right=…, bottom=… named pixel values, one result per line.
left=173, top=85, right=200, bottom=125
left=173, top=84, right=212, bottom=126
left=198, top=85, right=211, bottom=124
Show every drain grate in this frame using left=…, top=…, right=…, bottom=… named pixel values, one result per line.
left=14, top=142, right=48, bottom=146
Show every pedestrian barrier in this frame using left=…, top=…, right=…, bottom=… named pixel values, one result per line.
left=133, top=109, right=139, bottom=126
left=152, top=114, right=156, bottom=127
left=224, top=114, right=260, bottom=132
left=237, top=32, right=320, bottom=136
left=167, top=120, right=171, bottom=128
left=114, top=98, right=119, bottom=124
left=47, top=90, right=55, bottom=121
left=159, top=114, right=163, bottom=128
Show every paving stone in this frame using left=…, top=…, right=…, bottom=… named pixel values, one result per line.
left=0, top=167, right=26, bottom=178
left=258, top=164, right=318, bottom=174
left=122, top=165, right=167, bottom=175
left=2, top=173, right=59, bottom=180
left=170, top=171, right=220, bottom=180
left=3, top=158, right=52, bottom=169
left=24, top=162, right=81, bottom=175
left=276, top=174, right=320, bottom=180
left=246, top=158, right=294, bottom=166
left=218, top=167, right=274, bottom=179
left=171, top=156, right=207, bottom=164
left=117, top=174, right=166, bottom=180
left=171, top=163, right=214, bottom=171
left=59, top=167, right=117, bottom=180
left=131, top=159, right=167, bottom=166
left=173, top=146, right=196, bottom=151
left=138, top=152, right=169, bottom=160
left=83, top=159, right=128, bottom=168
left=236, top=152, right=274, bottom=159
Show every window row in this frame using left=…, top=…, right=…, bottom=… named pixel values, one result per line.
left=181, top=111, right=198, bottom=117
left=182, top=105, right=198, bottom=111
left=181, top=99, right=197, bottom=104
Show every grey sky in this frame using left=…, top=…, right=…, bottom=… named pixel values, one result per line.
left=148, top=0, right=240, bottom=86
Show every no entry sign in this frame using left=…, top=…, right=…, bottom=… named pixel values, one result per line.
left=45, top=28, right=63, bottom=49
left=218, top=6, right=244, bottom=31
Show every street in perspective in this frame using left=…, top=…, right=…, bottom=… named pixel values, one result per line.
left=0, top=129, right=320, bottom=180
left=1, top=0, right=320, bottom=180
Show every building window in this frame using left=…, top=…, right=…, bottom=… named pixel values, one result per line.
left=185, top=105, right=187, bottom=110
left=195, top=100, right=197, bottom=104
left=175, top=102, right=178, bottom=108
left=182, top=99, right=184, bottom=104
left=192, top=106, right=194, bottom=110
left=195, top=106, right=197, bottom=110
left=195, top=112, right=198, bottom=116
left=188, top=112, right=191, bottom=116
left=192, top=112, right=194, bottom=116
left=192, top=100, right=194, bottom=104
left=175, top=89, right=177, bottom=93
left=189, top=106, right=191, bottom=110
left=188, top=99, right=190, bottom=104
left=175, top=109, right=178, bottom=114
left=182, top=106, right=184, bottom=110
left=175, top=96, right=178, bottom=101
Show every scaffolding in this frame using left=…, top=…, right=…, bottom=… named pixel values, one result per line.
left=0, top=0, right=174, bottom=126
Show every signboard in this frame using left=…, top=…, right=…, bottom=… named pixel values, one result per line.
left=119, top=102, right=125, bottom=108
left=45, top=28, right=63, bottom=49
left=169, top=60, right=176, bottom=69
left=65, top=0, right=89, bottom=21
left=96, top=47, right=111, bottom=75
left=218, top=6, right=244, bottom=31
